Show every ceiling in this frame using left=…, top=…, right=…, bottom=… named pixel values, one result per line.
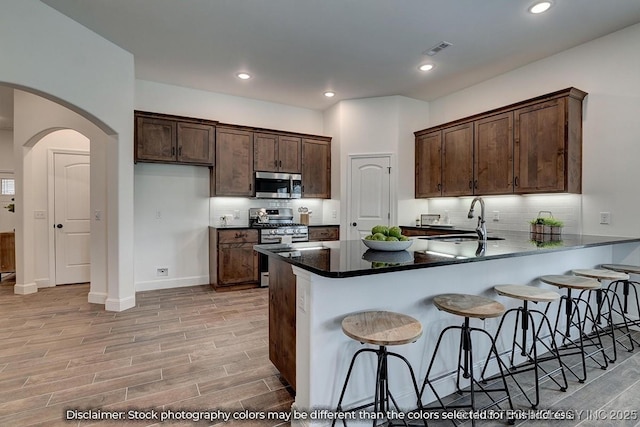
left=3, top=1, right=640, bottom=126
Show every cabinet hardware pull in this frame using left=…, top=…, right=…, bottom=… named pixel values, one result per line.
left=474, top=180, right=478, bottom=189
left=469, top=180, right=473, bottom=189
left=171, top=147, right=175, bottom=156
left=279, top=160, right=282, bottom=168
left=514, top=176, right=519, bottom=187
left=437, top=183, right=442, bottom=191
left=178, top=146, right=182, bottom=156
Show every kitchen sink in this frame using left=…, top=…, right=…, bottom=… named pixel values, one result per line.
left=421, top=234, right=505, bottom=242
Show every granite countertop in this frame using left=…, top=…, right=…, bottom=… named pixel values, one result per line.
left=254, top=231, right=640, bottom=278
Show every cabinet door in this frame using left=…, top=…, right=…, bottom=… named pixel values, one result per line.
left=442, top=122, right=474, bottom=196
left=215, top=127, right=254, bottom=196
left=302, top=139, right=331, bottom=198
left=415, top=131, right=442, bottom=197
left=218, top=244, right=258, bottom=285
left=474, top=112, right=513, bottom=195
left=135, top=116, right=176, bottom=162
left=278, top=135, right=302, bottom=173
left=514, top=98, right=566, bottom=193
left=177, top=122, right=215, bottom=165
left=254, top=133, right=279, bottom=172
left=308, top=226, right=339, bottom=242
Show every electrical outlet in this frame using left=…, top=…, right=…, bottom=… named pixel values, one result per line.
left=34, top=210, right=46, bottom=219
left=600, top=212, right=611, bottom=225
left=332, top=210, right=337, bottom=219
left=157, top=268, right=168, bottom=276
left=492, top=211, right=500, bottom=221
left=233, top=210, right=240, bottom=219
left=155, top=210, right=162, bottom=220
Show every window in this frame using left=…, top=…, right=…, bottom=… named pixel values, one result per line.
left=1, top=178, right=15, bottom=195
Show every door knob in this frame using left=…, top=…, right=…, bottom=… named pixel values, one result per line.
left=55, top=224, right=63, bottom=229
left=351, top=222, right=357, bottom=226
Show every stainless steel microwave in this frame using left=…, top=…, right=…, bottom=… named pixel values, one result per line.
left=254, top=172, right=302, bottom=199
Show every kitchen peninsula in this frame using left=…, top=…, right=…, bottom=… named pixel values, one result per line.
left=255, top=232, right=640, bottom=424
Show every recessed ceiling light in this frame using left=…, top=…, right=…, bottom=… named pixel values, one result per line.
left=324, top=91, right=335, bottom=98
left=236, top=72, right=251, bottom=80
left=529, top=1, right=552, bottom=14
left=419, top=64, right=435, bottom=72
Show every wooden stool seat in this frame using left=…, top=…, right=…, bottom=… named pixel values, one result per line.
left=539, top=274, right=601, bottom=290
left=573, top=269, right=629, bottom=282
left=601, top=264, right=640, bottom=275
left=341, top=311, right=422, bottom=346
left=433, top=293, right=505, bottom=319
left=494, top=284, right=560, bottom=303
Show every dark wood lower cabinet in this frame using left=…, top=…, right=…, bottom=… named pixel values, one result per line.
left=0, top=232, right=15, bottom=273
left=209, top=228, right=259, bottom=290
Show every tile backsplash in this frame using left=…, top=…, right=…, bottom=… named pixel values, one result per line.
left=427, top=194, right=582, bottom=234
left=210, top=197, right=330, bottom=227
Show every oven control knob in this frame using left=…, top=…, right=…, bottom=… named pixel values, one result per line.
left=270, top=230, right=277, bottom=235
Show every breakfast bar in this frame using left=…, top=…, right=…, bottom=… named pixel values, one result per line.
left=255, top=233, right=640, bottom=425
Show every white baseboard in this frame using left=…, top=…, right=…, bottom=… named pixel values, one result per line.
left=14, top=282, right=37, bottom=294
left=35, top=278, right=52, bottom=288
left=88, top=291, right=108, bottom=305
left=135, top=275, right=209, bottom=292
left=105, top=295, right=136, bottom=312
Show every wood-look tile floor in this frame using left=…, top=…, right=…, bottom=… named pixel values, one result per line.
left=0, top=275, right=293, bottom=427
left=2, top=273, right=640, bottom=427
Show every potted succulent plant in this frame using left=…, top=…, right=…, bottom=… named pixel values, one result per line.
left=529, top=211, right=563, bottom=235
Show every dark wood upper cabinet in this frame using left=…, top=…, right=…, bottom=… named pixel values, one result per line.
left=301, top=138, right=331, bottom=199
left=415, top=131, right=442, bottom=197
left=135, top=116, right=176, bottom=163
left=442, top=122, right=474, bottom=196
left=278, top=135, right=302, bottom=173
left=212, top=127, right=254, bottom=197
left=254, top=133, right=301, bottom=173
left=474, top=112, right=513, bottom=195
left=176, top=122, right=215, bottom=164
left=135, top=112, right=215, bottom=166
left=414, top=87, right=586, bottom=197
left=514, top=93, right=583, bottom=194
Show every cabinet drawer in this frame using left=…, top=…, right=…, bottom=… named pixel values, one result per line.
left=217, top=229, right=258, bottom=244
left=308, top=226, right=339, bottom=241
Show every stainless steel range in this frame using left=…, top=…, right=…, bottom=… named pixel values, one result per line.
left=249, top=207, right=309, bottom=244
left=250, top=207, right=308, bottom=287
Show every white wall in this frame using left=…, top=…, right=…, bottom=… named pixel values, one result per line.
left=0, top=130, right=12, bottom=170
left=0, top=130, right=15, bottom=232
left=1, top=0, right=135, bottom=310
left=133, top=80, right=328, bottom=290
left=426, top=23, right=640, bottom=237
left=14, top=91, right=108, bottom=302
left=326, top=96, right=430, bottom=235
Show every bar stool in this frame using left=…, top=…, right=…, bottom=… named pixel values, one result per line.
left=600, top=264, right=640, bottom=330
left=420, top=294, right=513, bottom=424
left=481, top=285, right=567, bottom=409
left=333, top=311, right=426, bottom=427
left=572, top=269, right=635, bottom=362
left=539, top=275, right=608, bottom=382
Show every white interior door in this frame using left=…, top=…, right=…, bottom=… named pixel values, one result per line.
left=348, top=156, right=391, bottom=240
left=54, top=152, right=90, bottom=285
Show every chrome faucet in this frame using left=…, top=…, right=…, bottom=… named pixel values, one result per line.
left=467, top=196, right=487, bottom=241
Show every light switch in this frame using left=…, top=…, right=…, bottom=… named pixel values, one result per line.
left=34, top=210, right=46, bottom=219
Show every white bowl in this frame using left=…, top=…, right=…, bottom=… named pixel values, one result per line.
left=362, top=249, right=413, bottom=264
left=361, top=239, right=413, bottom=252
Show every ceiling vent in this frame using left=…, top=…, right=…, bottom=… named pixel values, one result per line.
left=424, top=41, right=453, bottom=56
